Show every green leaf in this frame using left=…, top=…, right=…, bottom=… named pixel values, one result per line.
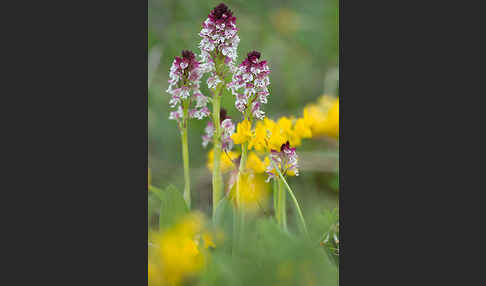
left=213, top=196, right=233, bottom=227
left=213, top=195, right=234, bottom=252
left=320, top=208, right=339, bottom=267
left=149, top=185, right=164, bottom=201
left=158, top=185, right=189, bottom=231
left=329, top=173, right=339, bottom=192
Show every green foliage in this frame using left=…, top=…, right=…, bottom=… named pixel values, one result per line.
left=201, top=218, right=338, bottom=286
left=320, top=208, right=339, bottom=267
left=213, top=195, right=234, bottom=252
left=154, top=185, right=189, bottom=230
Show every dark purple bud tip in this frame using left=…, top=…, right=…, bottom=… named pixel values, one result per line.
left=211, top=3, right=233, bottom=20
left=247, top=51, right=261, bottom=62
left=280, top=141, right=291, bottom=152
left=181, top=50, right=195, bottom=61
left=220, top=108, right=229, bottom=122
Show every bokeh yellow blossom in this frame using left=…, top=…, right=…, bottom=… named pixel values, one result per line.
left=294, top=118, right=312, bottom=139
left=321, top=98, right=339, bottom=138
left=207, top=149, right=239, bottom=173
left=202, top=232, right=216, bottom=249
left=149, top=213, right=208, bottom=286
left=231, top=119, right=252, bottom=144
left=246, top=152, right=265, bottom=173
left=148, top=213, right=225, bottom=285
left=230, top=172, right=269, bottom=212
left=303, top=95, right=339, bottom=139
left=148, top=263, right=162, bottom=286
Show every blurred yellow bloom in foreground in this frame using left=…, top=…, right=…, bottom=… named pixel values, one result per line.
left=207, top=149, right=239, bottom=173
left=202, top=232, right=216, bottom=249
left=149, top=213, right=215, bottom=286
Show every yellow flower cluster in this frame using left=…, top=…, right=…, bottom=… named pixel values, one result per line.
left=207, top=95, right=338, bottom=177
left=303, top=95, right=339, bottom=139
left=232, top=95, right=339, bottom=151
left=148, top=213, right=216, bottom=286
left=232, top=116, right=311, bottom=153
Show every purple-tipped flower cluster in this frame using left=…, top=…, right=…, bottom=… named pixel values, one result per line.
left=202, top=109, right=235, bottom=151
left=265, top=141, right=299, bottom=182
left=229, top=51, right=271, bottom=120
left=199, top=3, right=240, bottom=75
left=167, top=50, right=210, bottom=123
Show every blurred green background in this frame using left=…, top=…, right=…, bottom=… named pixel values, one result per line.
left=149, top=0, right=339, bottom=221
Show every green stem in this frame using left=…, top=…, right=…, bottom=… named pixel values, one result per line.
left=211, top=84, right=223, bottom=218
left=237, top=142, right=248, bottom=208
left=270, top=160, right=308, bottom=237
left=181, top=100, right=191, bottom=209
left=234, top=141, right=248, bottom=253
left=273, top=179, right=278, bottom=221
left=278, top=178, right=288, bottom=232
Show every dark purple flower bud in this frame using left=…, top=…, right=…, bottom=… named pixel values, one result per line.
left=209, top=3, right=235, bottom=24
left=280, top=141, right=290, bottom=152
left=247, top=51, right=261, bottom=63
left=220, top=108, right=228, bottom=122
left=199, top=3, right=240, bottom=75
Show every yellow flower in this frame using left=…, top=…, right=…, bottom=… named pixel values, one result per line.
left=148, top=263, right=162, bottom=286
left=207, top=149, right=239, bottom=173
left=231, top=119, right=252, bottom=144
left=232, top=173, right=269, bottom=212
left=202, top=232, right=216, bottom=249
left=321, top=98, right=339, bottom=139
left=267, top=128, right=287, bottom=151
left=318, top=94, right=336, bottom=110
left=277, top=117, right=293, bottom=134
left=264, top=117, right=277, bottom=131
left=246, top=152, right=265, bottom=173
left=303, top=95, right=339, bottom=139
left=248, top=121, right=268, bottom=152
left=149, top=213, right=207, bottom=286
left=303, top=105, right=326, bottom=133
left=294, top=118, right=312, bottom=139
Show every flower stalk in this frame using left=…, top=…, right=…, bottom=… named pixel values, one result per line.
left=181, top=99, right=191, bottom=208
left=271, top=159, right=308, bottom=237
left=167, top=50, right=209, bottom=210
left=211, top=83, right=223, bottom=217
left=236, top=141, right=248, bottom=240
left=277, top=177, right=288, bottom=232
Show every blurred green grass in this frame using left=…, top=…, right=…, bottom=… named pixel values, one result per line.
left=148, top=0, right=339, bottom=217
